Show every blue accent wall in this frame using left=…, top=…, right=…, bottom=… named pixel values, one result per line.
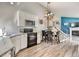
left=61, top=17, right=79, bottom=34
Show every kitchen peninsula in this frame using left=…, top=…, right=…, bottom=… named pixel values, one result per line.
left=10, top=29, right=42, bottom=55
left=0, top=36, right=15, bottom=57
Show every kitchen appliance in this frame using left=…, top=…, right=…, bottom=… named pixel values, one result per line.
left=27, top=32, right=37, bottom=48
left=24, top=28, right=33, bottom=33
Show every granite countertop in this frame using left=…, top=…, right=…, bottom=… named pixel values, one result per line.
left=9, top=33, right=27, bottom=38
left=9, top=32, right=37, bottom=38
left=0, top=37, right=14, bottom=56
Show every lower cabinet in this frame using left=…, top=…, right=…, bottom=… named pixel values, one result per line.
left=11, top=34, right=27, bottom=54
left=20, top=34, right=27, bottom=49
left=11, top=36, right=21, bottom=54
left=10, top=33, right=41, bottom=54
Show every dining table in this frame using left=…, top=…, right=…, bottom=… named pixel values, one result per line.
left=42, top=27, right=60, bottom=44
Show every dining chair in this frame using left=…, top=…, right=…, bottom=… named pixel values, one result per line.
left=42, top=30, right=46, bottom=41
left=55, top=31, right=60, bottom=44
left=46, top=31, right=53, bottom=43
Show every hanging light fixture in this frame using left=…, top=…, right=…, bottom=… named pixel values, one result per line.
left=44, top=2, right=55, bottom=30
left=47, top=2, right=54, bottom=17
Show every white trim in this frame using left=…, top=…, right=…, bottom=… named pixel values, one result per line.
left=16, top=10, right=20, bottom=26
left=59, top=16, right=61, bottom=30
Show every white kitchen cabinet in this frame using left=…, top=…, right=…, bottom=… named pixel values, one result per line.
left=11, top=36, right=21, bottom=54
left=0, top=37, right=14, bottom=57
left=11, top=34, right=28, bottom=54
left=20, top=34, right=27, bottom=49
left=10, top=33, right=42, bottom=54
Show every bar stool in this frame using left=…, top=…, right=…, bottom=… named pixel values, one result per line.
left=42, top=30, right=46, bottom=41
left=42, top=30, right=48, bottom=43
left=46, top=31, right=53, bottom=43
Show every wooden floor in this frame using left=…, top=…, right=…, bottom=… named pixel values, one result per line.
left=16, top=41, right=79, bottom=57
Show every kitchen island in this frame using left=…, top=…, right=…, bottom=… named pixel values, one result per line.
left=0, top=36, right=15, bottom=57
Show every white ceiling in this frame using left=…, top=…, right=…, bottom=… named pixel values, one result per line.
left=0, top=2, right=17, bottom=21
left=39, top=2, right=79, bottom=17
left=16, top=2, right=79, bottom=17
left=16, top=2, right=46, bottom=16
left=0, top=2, right=79, bottom=17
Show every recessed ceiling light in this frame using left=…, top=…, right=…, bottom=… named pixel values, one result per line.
left=10, top=2, right=14, bottom=5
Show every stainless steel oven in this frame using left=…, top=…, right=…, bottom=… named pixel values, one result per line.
left=27, top=32, right=37, bottom=48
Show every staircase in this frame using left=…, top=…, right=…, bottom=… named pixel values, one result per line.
left=55, top=27, right=70, bottom=42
